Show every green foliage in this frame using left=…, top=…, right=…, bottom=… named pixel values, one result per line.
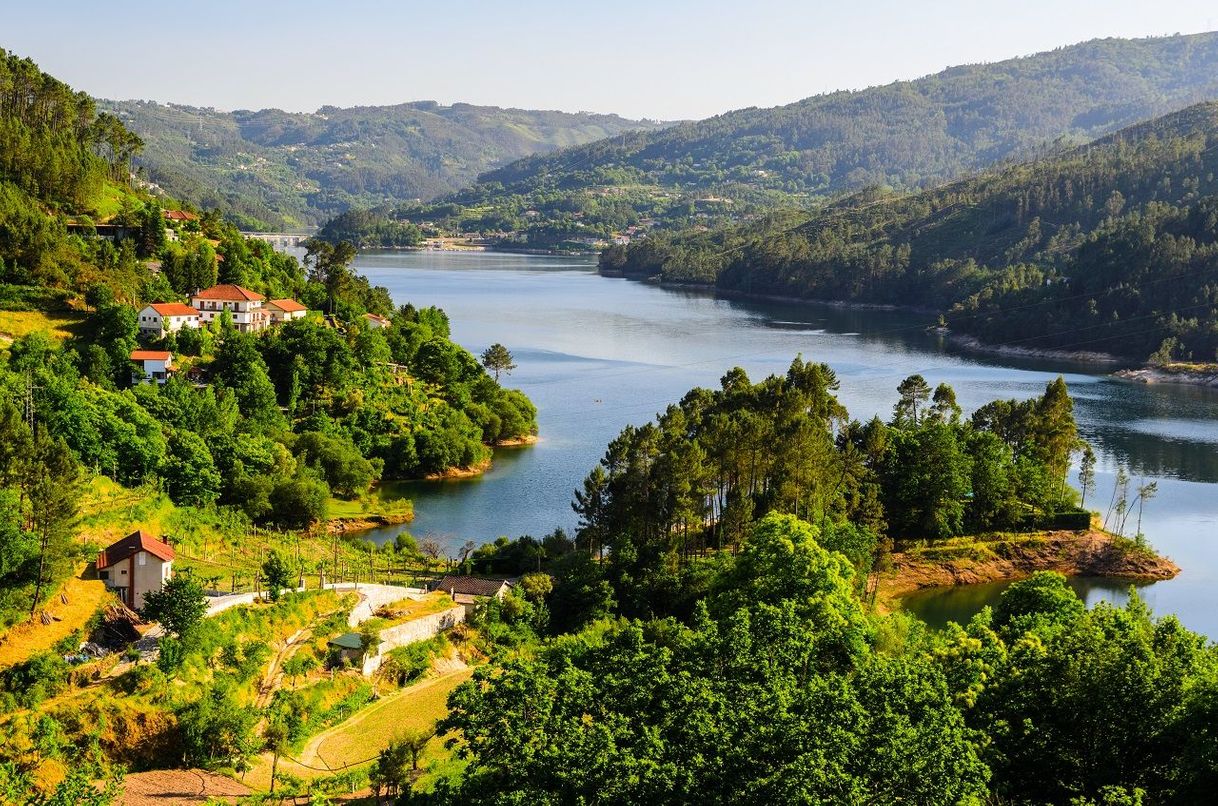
left=437, top=514, right=987, bottom=804
left=261, top=551, right=294, bottom=601
left=0, top=651, right=71, bottom=709
left=175, top=682, right=258, bottom=771
left=573, top=362, right=1080, bottom=618
left=479, top=343, right=516, bottom=382
left=141, top=572, right=207, bottom=638
left=613, top=101, right=1218, bottom=359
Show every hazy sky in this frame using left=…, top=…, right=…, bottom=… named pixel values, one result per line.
left=4, top=1, right=1216, bottom=120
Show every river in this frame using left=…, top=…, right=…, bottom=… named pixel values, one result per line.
left=350, top=250, right=1218, bottom=637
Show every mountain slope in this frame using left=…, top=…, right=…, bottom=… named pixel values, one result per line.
left=469, top=32, right=1218, bottom=205
left=603, top=101, right=1218, bottom=360
left=100, top=99, right=667, bottom=229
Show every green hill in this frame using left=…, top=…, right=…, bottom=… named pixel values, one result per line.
left=370, top=31, right=1218, bottom=248
left=484, top=32, right=1218, bottom=197
left=99, top=98, right=667, bottom=229
left=603, top=101, right=1218, bottom=361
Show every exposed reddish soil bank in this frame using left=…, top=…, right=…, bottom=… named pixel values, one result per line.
left=494, top=434, right=540, bottom=447
left=877, top=530, right=1179, bottom=602
left=117, top=769, right=251, bottom=805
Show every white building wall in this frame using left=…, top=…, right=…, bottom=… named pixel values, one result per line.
left=361, top=605, right=466, bottom=676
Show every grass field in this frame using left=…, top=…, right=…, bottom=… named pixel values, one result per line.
left=0, top=576, right=109, bottom=669
left=327, top=486, right=414, bottom=521
left=246, top=666, right=473, bottom=790
left=0, top=310, right=86, bottom=342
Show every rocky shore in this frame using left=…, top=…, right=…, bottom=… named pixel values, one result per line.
left=876, top=529, right=1179, bottom=605
left=1114, top=366, right=1218, bottom=388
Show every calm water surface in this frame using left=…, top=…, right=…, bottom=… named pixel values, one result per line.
left=352, top=251, right=1218, bottom=636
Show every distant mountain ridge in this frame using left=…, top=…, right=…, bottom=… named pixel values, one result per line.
left=471, top=32, right=1218, bottom=203
left=99, top=98, right=668, bottom=229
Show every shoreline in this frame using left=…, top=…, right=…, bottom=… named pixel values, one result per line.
left=494, top=434, right=540, bottom=448
left=422, top=434, right=540, bottom=480
left=425, top=456, right=494, bottom=480
left=875, top=529, right=1179, bottom=609
left=327, top=511, right=413, bottom=534
left=944, top=332, right=1124, bottom=365
left=656, top=280, right=939, bottom=313
left=601, top=271, right=1135, bottom=362
left=1113, top=366, right=1218, bottom=388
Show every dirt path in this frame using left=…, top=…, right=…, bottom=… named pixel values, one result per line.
left=254, top=627, right=308, bottom=710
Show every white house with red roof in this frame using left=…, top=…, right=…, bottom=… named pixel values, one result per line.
left=97, top=530, right=175, bottom=610
left=190, top=283, right=270, bottom=332
left=364, top=312, right=391, bottom=329
left=137, top=302, right=200, bottom=336
left=265, top=298, right=308, bottom=324
left=130, top=349, right=175, bottom=385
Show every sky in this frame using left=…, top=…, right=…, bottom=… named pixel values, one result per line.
left=4, top=0, right=1217, bottom=121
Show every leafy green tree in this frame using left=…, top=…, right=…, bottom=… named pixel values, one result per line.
left=262, top=551, right=294, bottom=601
left=176, top=683, right=257, bottom=771
left=269, top=474, right=330, bottom=528
left=1078, top=442, right=1098, bottom=509
left=25, top=430, right=81, bottom=616
left=141, top=572, right=207, bottom=638
left=479, top=343, right=517, bottom=381
left=293, top=431, right=380, bottom=498
left=160, top=430, right=221, bottom=506
left=894, top=374, right=932, bottom=426
left=303, top=238, right=357, bottom=312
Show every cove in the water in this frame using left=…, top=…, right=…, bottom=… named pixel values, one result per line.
left=348, top=250, right=1218, bottom=637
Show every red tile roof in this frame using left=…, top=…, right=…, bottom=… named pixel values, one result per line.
left=268, top=298, right=307, bottom=313
left=148, top=303, right=200, bottom=317
left=97, top=530, right=175, bottom=569
left=192, top=284, right=264, bottom=302
left=365, top=313, right=390, bottom=324
left=130, top=350, right=172, bottom=361
left=163, top=210, right=199, bottom=221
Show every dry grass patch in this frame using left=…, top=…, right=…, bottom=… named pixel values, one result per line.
left=0, top=309, right=85, bottom=342
left=0, top=576, right=109, bottom=669
left=371, top=592, right=455, bottom=626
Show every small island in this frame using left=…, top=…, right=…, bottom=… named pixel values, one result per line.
left=877, top=528, right=1179, bottom=610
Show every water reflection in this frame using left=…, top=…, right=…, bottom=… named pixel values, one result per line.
left=900, top=576, right=1157, bottom=631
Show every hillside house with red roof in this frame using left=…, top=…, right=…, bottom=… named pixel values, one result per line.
left=364, top=312, right=391, bottom=329
left=137, top=302, right=200, bottom=336
left=265, top=298, right=308, bottom=324
left=190, top=284, right=269, bottom=332
left=97, top=530, right=175, bottom=610
left=130, top=349, right=175, bottom=385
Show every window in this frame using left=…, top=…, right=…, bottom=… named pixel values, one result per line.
left=99, top=570, right=109, bottom=580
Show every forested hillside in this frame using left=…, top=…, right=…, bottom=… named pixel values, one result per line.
left=604, top=101, right=1218, bottom=361
left=99, top=98, right=666, bottom=229
left=342, top=32, right=1218, bottom=250
left=0, top=51, right=537, bottom=638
